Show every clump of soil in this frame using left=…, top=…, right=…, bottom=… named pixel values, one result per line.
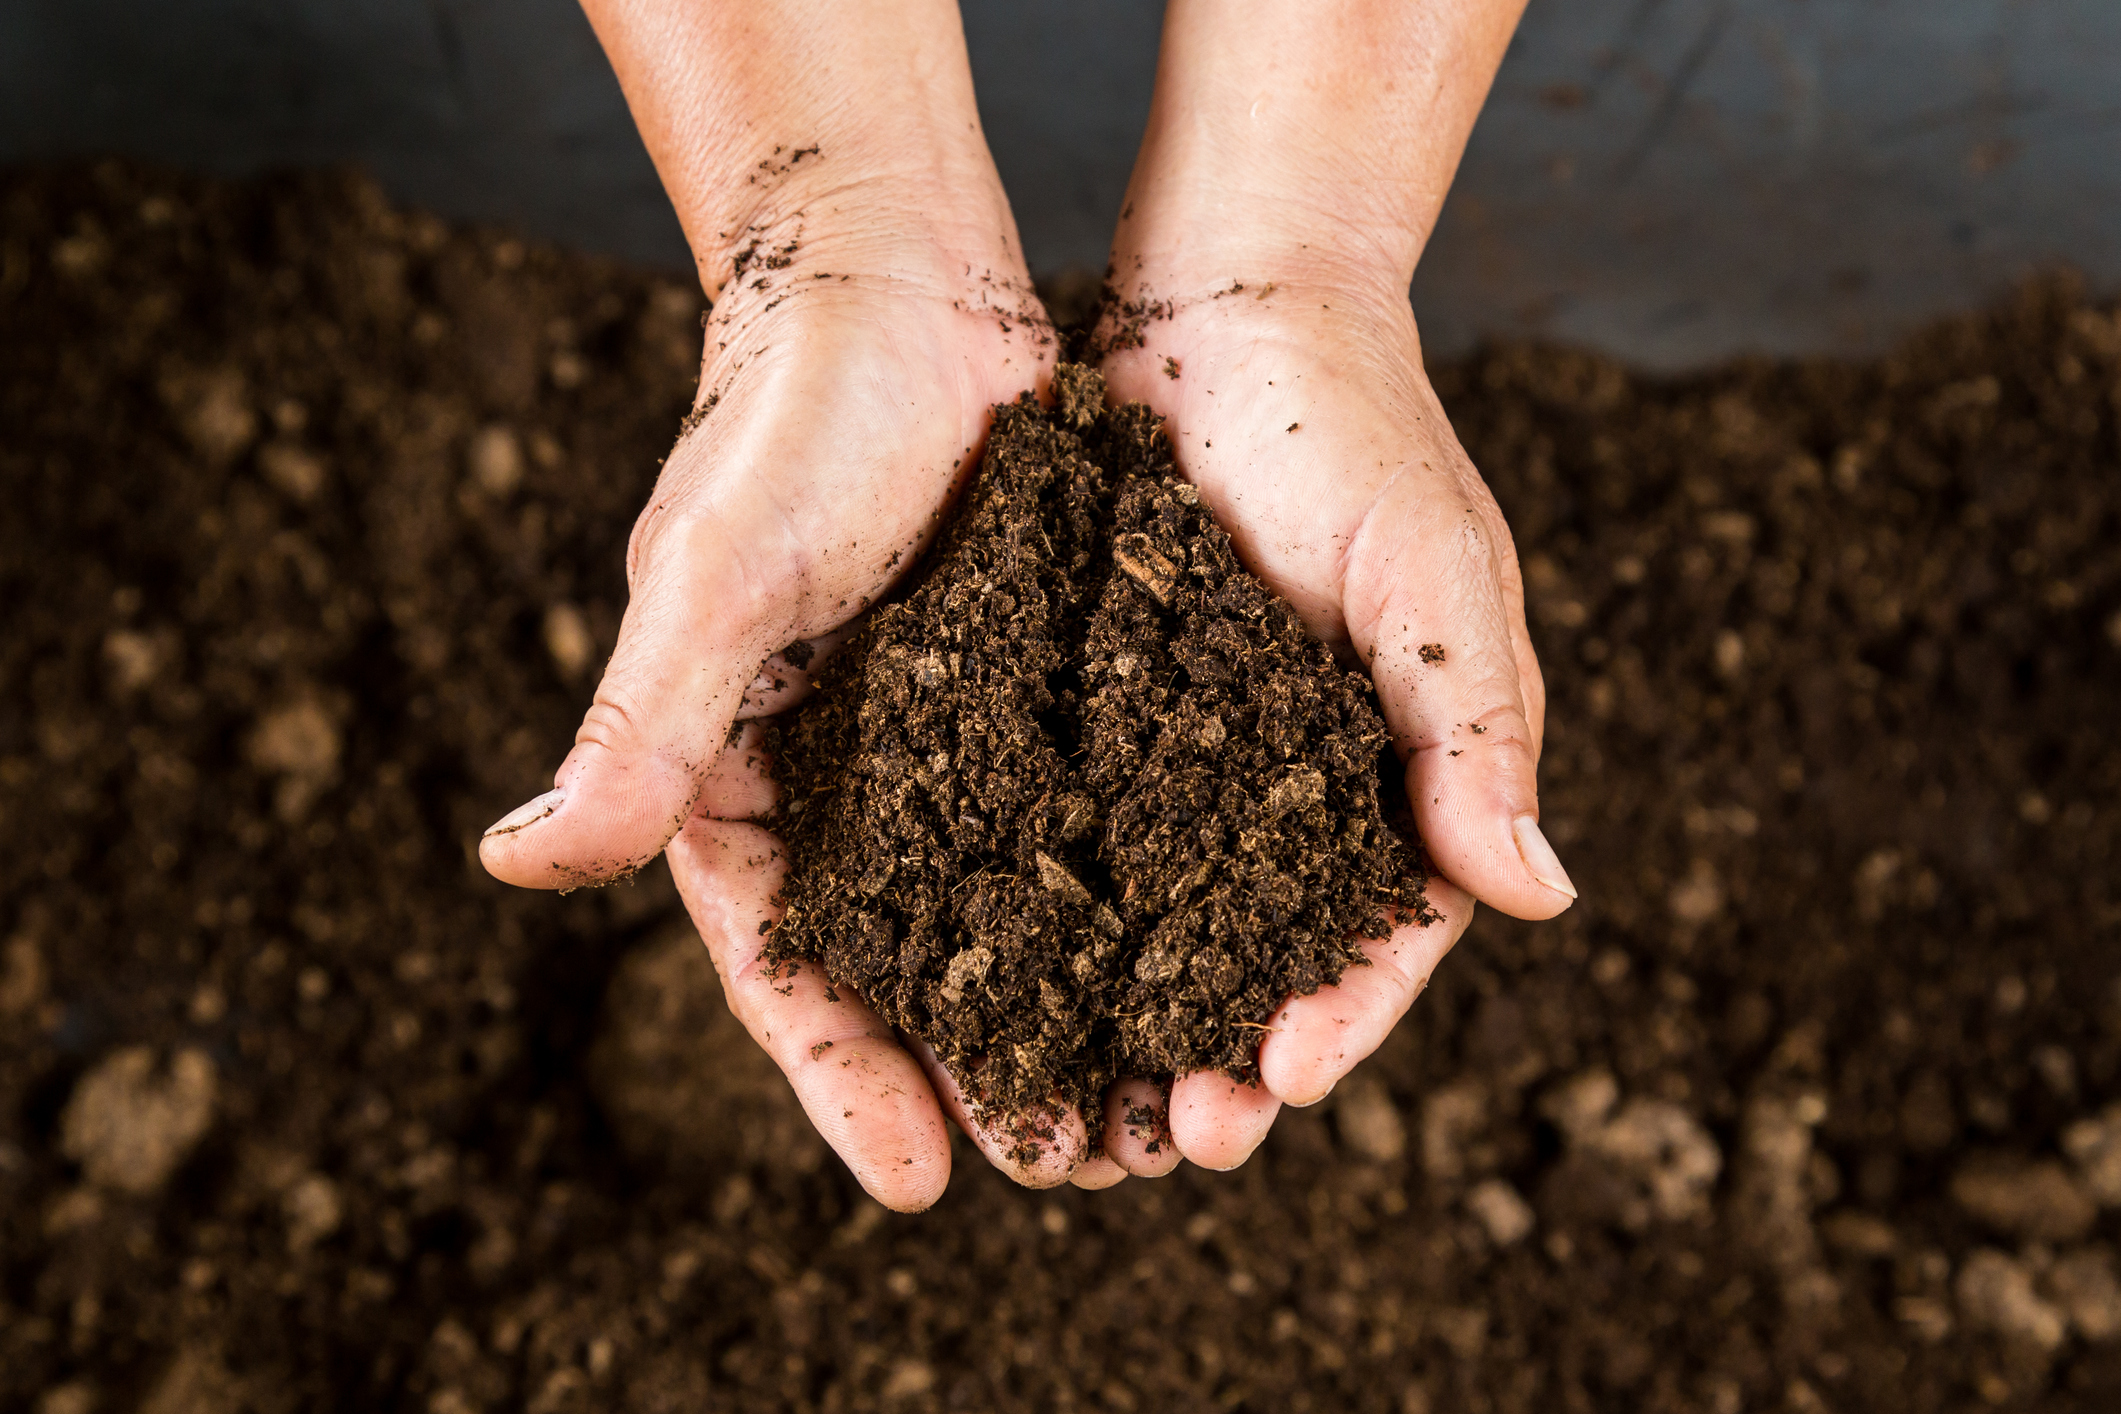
left=768, top=366, right=1429, bottom=1125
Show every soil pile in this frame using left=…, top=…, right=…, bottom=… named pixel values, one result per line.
left=769, top=365, right=1428, bottom=1124
left=3, top=162, right=2119, bottom=1414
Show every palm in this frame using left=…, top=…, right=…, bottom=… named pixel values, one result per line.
left=1093, top=281, right=1560, bottom=1127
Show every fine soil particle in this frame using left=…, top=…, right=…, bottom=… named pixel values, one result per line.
left=768, top=366, right=1428, bottom=1132
left=4, top=163, right=2121, bottom=1414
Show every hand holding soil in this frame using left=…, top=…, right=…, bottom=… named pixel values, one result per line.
left=1074, top=0, right=1566, bottom=1163
left=479, top=0, right=1071, bottom=1208
left=1092, top=279, right=1571, bottom=1146
left=481, top=0, right=1571, bottom=1207
left=480, top=267, right=1060, bottom=1208
left=765, top=367, right=1441, bottom=1191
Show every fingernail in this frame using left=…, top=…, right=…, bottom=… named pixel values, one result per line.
left=1512, top=814, right=1578, bottom=900
left=484, top=789, right=565, bottom=839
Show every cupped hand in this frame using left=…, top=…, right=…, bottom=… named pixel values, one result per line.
left=1092, top=269, right=1576, bottom=1171
left=524, top=0, right=1550, bottom=1199
left=478, top=215, right=1139, bottom=1207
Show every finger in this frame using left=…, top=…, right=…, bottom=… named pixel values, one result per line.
left=666, top=815, right=951, bottom=1212
left=1168, top=1070, right=1281, bottom=1171
left=1069, top=1154, right=1129, bottom=1191
left=906, top=1037, right=1085, bottom=1190
left=693, top=719, right=777, bottom=818
left=1345, top=490, right=1576, bottom=919
left=1102, top=1077, right=1183, bottom=1178
left=1257, top=876, right=1475, bottom=1106
left=1498, top=546, right=1548, bottom=749
left=734, top=621, right=861, bottom=720
left=480, top=446, right=804, bottom=889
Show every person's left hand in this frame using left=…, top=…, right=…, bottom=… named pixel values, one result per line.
left=1092, top=267, right=1576, bottom=1172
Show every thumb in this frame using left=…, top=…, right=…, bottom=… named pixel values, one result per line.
left=480, top=484, right=792, bottom=890
left=1350, top=498, right=1574, bottom=920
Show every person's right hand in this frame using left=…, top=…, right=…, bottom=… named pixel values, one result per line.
left=476, top=184, right=1097, bottom=1207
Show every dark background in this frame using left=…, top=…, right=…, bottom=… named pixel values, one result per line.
left=4, top=0, right=2118, bottom=368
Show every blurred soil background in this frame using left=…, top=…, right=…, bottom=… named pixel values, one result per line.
left=2, top=160, right=2119, bottom=1414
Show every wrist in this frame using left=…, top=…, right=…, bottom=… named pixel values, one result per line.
left=1102, top=88, right=1442, bottom=312
left=1100, top=157, right=1425, bottom=362
left=1104, top=0, right=1526, bottom=306
left=1107, top=175, right=1420, bottom=314
left=686, top=138, right=1028, bottom=305
left=583, top=0, right=1026, bottom=301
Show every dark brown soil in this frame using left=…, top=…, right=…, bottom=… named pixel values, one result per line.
left=769, top=365, right=1428, bottom=1131
left=4, top=162, right=2120, bottom=1414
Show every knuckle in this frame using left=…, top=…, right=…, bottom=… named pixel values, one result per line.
left=718, top=936, right=784, bottom=1015
left=624, top=498, right=665, bottom=587
left=1467, top=704, right=1536, bottom=753
left=1453, top=515, right=1497, bottom=564
left=574, top=688, right=652, bottom=755
left=1367, top=940, right=1429, bottom=1000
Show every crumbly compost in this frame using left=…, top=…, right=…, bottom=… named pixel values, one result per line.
left=767, top=366, right=1430, bottom=1124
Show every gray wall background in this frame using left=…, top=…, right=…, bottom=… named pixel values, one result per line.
left=3, top=0, right=2116, bottom=370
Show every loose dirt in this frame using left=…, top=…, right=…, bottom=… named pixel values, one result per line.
left=3, top=162, right=2119, bottom=1413
left=769, top=365, right=1428, bottom=1133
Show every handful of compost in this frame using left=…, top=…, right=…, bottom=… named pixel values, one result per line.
left=767, top=367, right=1433, bottom=1135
